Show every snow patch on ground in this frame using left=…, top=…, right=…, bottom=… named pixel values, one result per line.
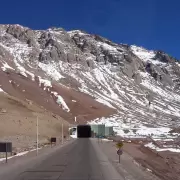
left=26, top=71, right=35, bottom=81
left=89, top=115, right=172, bottom=138
left=38, top=77, right=52, bottom=89
left=16, top=64, right=28, bottom=77
left=0, top=147, right=42, bottom=162
left=51, top=91, right=70, bottom=112
left=36, top=75, right=70, bottom=112
left=101, top=139, right=113, bottom=142
left=136, top=127, right=170, bottom=136
left=96, top=98, right=115, bottom=109
left=146, top=168, right=152, bottom=172
left=153, top=138, right=174, bottom=141
left=56, top=95, right=70, bottom=112
left=1, top=62, right=15, bottom=71
left=38, top=62, right=65, bottom=81
left=145, top=142, right=180, bottom=153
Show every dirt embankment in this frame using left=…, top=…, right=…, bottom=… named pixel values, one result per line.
left=108, top=136, right=180, bottom=180
left=123, top=142, right=180, bottom=180
left=0, top=69, right=116, bottom=124
left=0, top=93, right=69, bottom=153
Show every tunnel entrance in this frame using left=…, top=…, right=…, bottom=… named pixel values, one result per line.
left=77, top=125, right=91, bottom=138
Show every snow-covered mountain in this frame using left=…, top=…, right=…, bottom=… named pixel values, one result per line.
left=0, top=24, right=180, bottom=129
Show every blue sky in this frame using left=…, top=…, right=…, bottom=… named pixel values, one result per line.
left=1, top=0, right=180, bottom=58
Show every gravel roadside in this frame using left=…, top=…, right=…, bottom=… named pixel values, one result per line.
left=98, top=140, right=162, bottom=180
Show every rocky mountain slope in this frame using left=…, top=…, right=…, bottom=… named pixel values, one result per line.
left=0, top=24, right=180, bottom=130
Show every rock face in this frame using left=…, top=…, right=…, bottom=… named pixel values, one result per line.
left=6, top=25, right=36, bottom=47
left=0, top=24, right=180, bottom=127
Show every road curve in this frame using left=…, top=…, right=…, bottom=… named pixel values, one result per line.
left=9, top=139, right=123, bottom=180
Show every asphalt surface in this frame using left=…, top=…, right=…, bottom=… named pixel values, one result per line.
left=2, top=139, right=123, bottom=180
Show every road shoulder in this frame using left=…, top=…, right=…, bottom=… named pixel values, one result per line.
left=97, top=140, right=161, bottom=180
left=0, top=139, right=75, bottom=180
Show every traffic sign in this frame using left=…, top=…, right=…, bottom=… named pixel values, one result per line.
left=116, top=142, right=123, bottom=148
left=117, top=149, right=123, bottom=155
left=0, top=142, right=12, bottom=163
left=50, top=137, right=57, bottom=147
left=50, top=137, right=56, bottom=143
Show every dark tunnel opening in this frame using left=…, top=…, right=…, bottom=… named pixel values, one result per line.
left=77, top=125, right=91, bottom=138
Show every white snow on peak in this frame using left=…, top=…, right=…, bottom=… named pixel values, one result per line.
left=131, top=45, right=155, bottom=60
left=131, top=45, right=166, bottom=65
left=97, top=42, right=119, bottom=54
left=67, top=30, right=86, bottom=37
left=10, top=24, right=27, bottom=29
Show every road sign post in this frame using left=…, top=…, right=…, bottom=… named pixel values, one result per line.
left=62, top=123, right=64, bottom=144
left=36, top=115, right=39, bottom=156
left=0, top=142, right=12, bottom=163
left=119, top=151, right=121, bottom=163
left=68, top=124, right=70, bottom=140
left=116, top=142, right=123, bottom=163
left=50, top=137, right=57, bottom=147
left=5, top=142, right=7, bottom=163
left=101, top=136, right=103, bottom=143
left=117, top=148, right=123, bottom=163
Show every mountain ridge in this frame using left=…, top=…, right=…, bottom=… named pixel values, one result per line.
left=0, top=24, right=180, bottom=131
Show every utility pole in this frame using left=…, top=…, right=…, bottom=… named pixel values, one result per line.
left=36, top=115, right=39, bottom=156
left=68, top=124, right=69, bottom=140
left=62, top=122, right=64, bottom=144
left=68, top=124, right=71, bottom=140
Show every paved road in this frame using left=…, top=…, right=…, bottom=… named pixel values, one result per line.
left=3, top=139, right=123, bottom=180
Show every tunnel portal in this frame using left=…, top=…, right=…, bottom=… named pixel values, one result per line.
left=77, top=125, right=91, bottom=138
